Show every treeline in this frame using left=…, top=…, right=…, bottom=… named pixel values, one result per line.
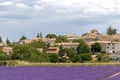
left=0, top=39, right=110, bottom=63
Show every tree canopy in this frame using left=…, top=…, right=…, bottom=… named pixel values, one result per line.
left=56, top=36, right=68, bottom=43
left=76, top=39, right=90, bottom=54
left=91, top=42, right=101, bottom=53
left=80, top=53, right=92, bottom=62
left=6, top=38, right=11, bottom=44
left=71, top=55, right=82, bottom=63
left=0, top=37, right=2, bottom=43
left=20, top=35, right=27, bottom=40
left=80, top=44, right=91, bottom=54
left=106, top=25, right=117, bottom=35
left=11, top=44, right=49, bottom=62
left=49, top=54, right=59, bottom=63
left=46, top=34, right=57, bottom=39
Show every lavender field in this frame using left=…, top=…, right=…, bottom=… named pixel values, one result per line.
left=0, top=65, right=120, bottom=80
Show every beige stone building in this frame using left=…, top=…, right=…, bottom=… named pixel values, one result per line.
left=47, top=47, right=59, bottom=54
left=87, top=41, right=120, bottom=53
left=64, top=34, right=79, bottom=42
left=19, top=39, right=32, bottom=44
left=42, top=38, right=56, bottom=45
left=82, top=29, right=120, bottom=42
left=37, top=48, right=43, bottom=53
left=31, top=38, right=41, bottom=42
left=2, top=47, right=13, bottom=55
left=55, top=42, right=79, bottom=49
left=82, top=29, right=100, bottom=42
left=0, top=43, right=4, bottom=46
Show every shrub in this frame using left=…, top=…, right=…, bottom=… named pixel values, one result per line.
left=49, top=54, right=59, bottom=63
left=71, top=55, right=82, bottom=63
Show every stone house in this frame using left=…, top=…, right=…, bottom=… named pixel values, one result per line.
left=87, top=41, right=120, bottom=53
left=64, top=34, right=79, bottom=42
left=82, top=29, right=100, bottom=42
left=2, top=47, right=13, bottom=55
left=42, top=38, right=56, bottom=45
left=55, top=42, right=79, bottom=49
left=19, top=39, right=32, bottom=44
left=46, top=47, right=59, bottom=54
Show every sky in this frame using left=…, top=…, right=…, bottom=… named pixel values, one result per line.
left=0, top=0, right=120, bottom=41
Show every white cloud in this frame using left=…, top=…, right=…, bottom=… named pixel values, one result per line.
left=0, top=11, right=9, bottom=16
left=35, top=0, right=120, bottom=16
left=0, top=1, right=13, bottom=6
left=16, top=3, right=30, bottom=9
left=84, top=8, right=109, bottom=15
left=33, top=5, right=42, bottom=10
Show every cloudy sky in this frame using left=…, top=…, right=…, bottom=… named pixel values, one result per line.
left=0, top=0, right=120, bottom=41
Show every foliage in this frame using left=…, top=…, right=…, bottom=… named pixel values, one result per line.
left=20, top=35, right=27, bottom=40
left=0, top=51, right=11, bottom=61
left=11, top=44, right=49, bottom=62
left=46, top=34, right=57, bottom=39
left=62, top=48, right=76, bottom=58
left=80, top=44, right=91, bottom=54
left=73, top=39, right=85, bottom=43
left=36, top=33, right=40, bottom=38
left=59, top=45, right=64, bottom=56
left=36, top=32, right=42, bottom=38
left=0, top=37, right=2, bottom=43
left=6, top=38, right=11, bottom=44
left=71, top=55, right=82, bottom=62
left=49, top=54, right=59, bottom=63
left=29, top=41, right=47, bottom=52
left=106, top=25, right=117, bottom=35
left=40, top=32, right=42, bottom=38
left=56, top=36, right=68, bottom=43
left=96, top=54, right=103, bottom=62
left=76, top=39, right=86, bottom=54
left=80, top=53, right=92, bottom=62
left=100, top=51, right=106, bottom=54
left=97, top=53, right=110, bottom=62
left=59, top=57, right=68, bottom=62
left=91, top=42, right=101, bottom=53
left=47, top=43, right=50, bottom=48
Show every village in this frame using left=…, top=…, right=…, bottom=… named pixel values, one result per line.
left=1, top=28, right=120, bottom=62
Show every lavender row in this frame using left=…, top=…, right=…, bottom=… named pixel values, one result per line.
left=0, top=65, right=120, bottom=80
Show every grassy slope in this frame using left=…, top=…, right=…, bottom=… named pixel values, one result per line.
left=1, top=60, right=120, bottom=66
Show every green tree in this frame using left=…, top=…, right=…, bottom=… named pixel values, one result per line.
left=76, top=39, right=86, bottom=54
left=91, top=42, right=101, bottom=53
left=49, top=54, right=59, bottom=63
left=36, top=33, right=40, bottom=38
left=47, top=43, right=50, bottom=48
left=46, top=34, right=57, bottom=39
left=96, top=54, right=103, bottom=62
left=73, top=39, right=85, bottom=43
left=11, top=44, right=48, bottom=62
left=80, top=53, right=92, bottom=62
left=0, top=51, right=11, bottom=61
left=6, top=38, right=11, bottom=44
left=20, top=35, right=27, bottom=40
left=71, top=55, right=82, bottom=62
left=63, top=48, right=76, bottom=58
left=106, top=25, right=117, bottom=35
left=40, top=32, right=42, bottom=38
left=29, top=41, right=47, bottom=52
left=56, top=36, right=68, bottom=43
left=59, top=45, right=64, bottom=56
left=78, top=43, right=91, bottom=54
left=97, top=53, right=110, bottom=62
left=0, top=37, right=2, bottom=43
